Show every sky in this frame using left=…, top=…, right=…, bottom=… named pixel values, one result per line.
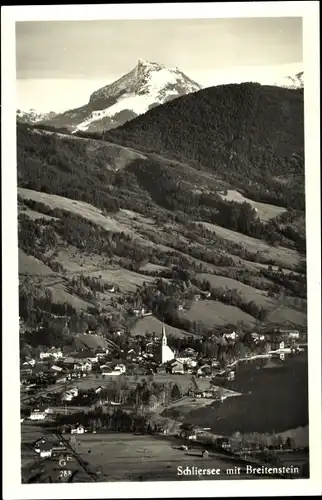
left=16, top=18, right=303, bottom=113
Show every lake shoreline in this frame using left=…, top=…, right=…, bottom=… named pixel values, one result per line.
left=185, top=351, right=308, bottom=436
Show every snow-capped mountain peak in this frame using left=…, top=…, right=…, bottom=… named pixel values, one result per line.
left=38, top=61, right=202, bottom=133
left=16, top=108, right=57, bottom=124
left=274, top=71, right=304, bottom=90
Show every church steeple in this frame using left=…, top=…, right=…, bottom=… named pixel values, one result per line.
left=160, top=323, right=174, bottom=364
left=162, top=324, right=167, bottom=346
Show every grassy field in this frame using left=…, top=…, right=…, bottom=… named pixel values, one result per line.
left=19, top=188, right=156, bottom=250
left=18, top=185, right=305, bottom=329
left=266, top=305, right=307, bottom=328
left=198, top=221, right=301, bottom=270
left=116, top=208, right=154, bottom=226
left=81, top=268, right=156, bottom=292
left=131, top=315, right=194, bottom=338
left=196, top=273, right=275, bottom=310
left=23, top=208, right=58, bottom=221
left=68, top=432, right=251, bottom=481
left=139, top=263, right=169, bottom=273
left=74, top=333, right=110, bottom=350
left=219, top=190, right=287, bottom=222
left=18, top=188, right=129, bottom=234
left=19, top=249, right=57, bottom=276
left=180, top=300, right=256, bottom=329
left=59, top=373, right=197, bottom=395
left=48, top=283, right=93, bottom=311
left=37, top=128, right=149, bottom=171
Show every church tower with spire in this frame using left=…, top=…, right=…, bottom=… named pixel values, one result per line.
left=161, top=323, right=175, bottom=364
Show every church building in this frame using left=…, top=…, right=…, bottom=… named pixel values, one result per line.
left=161, top=324, right=175, bottom=364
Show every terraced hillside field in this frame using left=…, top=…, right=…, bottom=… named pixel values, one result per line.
left=131, top=315, right=194, bottom=339
left=218, top=189, right=287, bottom=221
left=179, top=300, right=257, bottom=329
left=196, top=273, right=274, bottom=309
left=18, top=189, right=306, bottom=329
left=17, top=107, right=306, bottom=334
left=198, top=221, right=302, bottom=271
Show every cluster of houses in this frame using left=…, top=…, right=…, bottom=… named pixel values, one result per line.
left=21, top=324, right=306, bottom=414
left=29, top=407, right=54, bottom=420
left=21, top=344, right=126, bottom=386
left=33, top=436, right=67, bottom=458
left=132, top=307, right=153, bottom=318
left=32, top=429, right=86, bottom=460
left=194, top=389, right=226, bottom=400
left=61, top=386, right=79, bottom=402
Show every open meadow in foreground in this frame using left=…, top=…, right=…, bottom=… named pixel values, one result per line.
left=67, top=433, right=253, bottom=481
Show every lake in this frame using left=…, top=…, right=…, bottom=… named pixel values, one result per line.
left=186, top=351, right=309, bottom=435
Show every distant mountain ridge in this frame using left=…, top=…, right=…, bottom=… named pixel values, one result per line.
left=274, top=71, right=304, bottom=90
left=37, top=60, right=202, bottom=133
left=17, top=109, right=57, bottom=124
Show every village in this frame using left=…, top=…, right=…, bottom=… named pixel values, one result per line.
left=20, top=321, right=306, bottom=410
left=20, top=316, right=308, bottom=483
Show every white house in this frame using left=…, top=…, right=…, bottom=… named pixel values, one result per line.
left=79, top=360, right=92, bottom=372
left=184, top=348, right=196, bottom=357
left=97, top=349, right=109, bottom=358
left=22, top=358, right=36, bottom=367
left=102, top=364, right=126, bottom=376
left=142, top=310, right=153, bottom=317
left=51, top=365, right=63, bottom=373
left=34, top=442, right=53, bottom=458
left=197, top=364, right=212, bottom=376
left=71, top=424, right=85, bottom=435
left=116, top=364, right=126, bottom=373
left=202, top=390, right=216, bottom=398
left=176, top=357, right=197, bottom=368
left=171, top=360, right=185, bottom=374
left=224, top=331, right=237, bottom=341
left=30, top=410, right=46, bottom=420
left=40, top=348, right=63, bottom=360
left=289, top=331, right=300, bottom=339
left=100, top=364, right=111, bottom=372
left=61, top=392, right=74, bottom=402
left=76, top=353, right=98, bottom=363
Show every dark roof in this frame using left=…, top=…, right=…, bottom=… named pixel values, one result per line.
left=36, top=442, right=53, bottom=451
left=180, top=423, right=195, bottom=430
left=73, top=351, right=96, bottom=359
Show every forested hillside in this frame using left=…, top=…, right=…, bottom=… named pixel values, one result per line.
left=98, top=83, right=305, bottom=210
left=16, top=82, right=306, bottom=340
left=17, top=122, right=305, bottom=251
